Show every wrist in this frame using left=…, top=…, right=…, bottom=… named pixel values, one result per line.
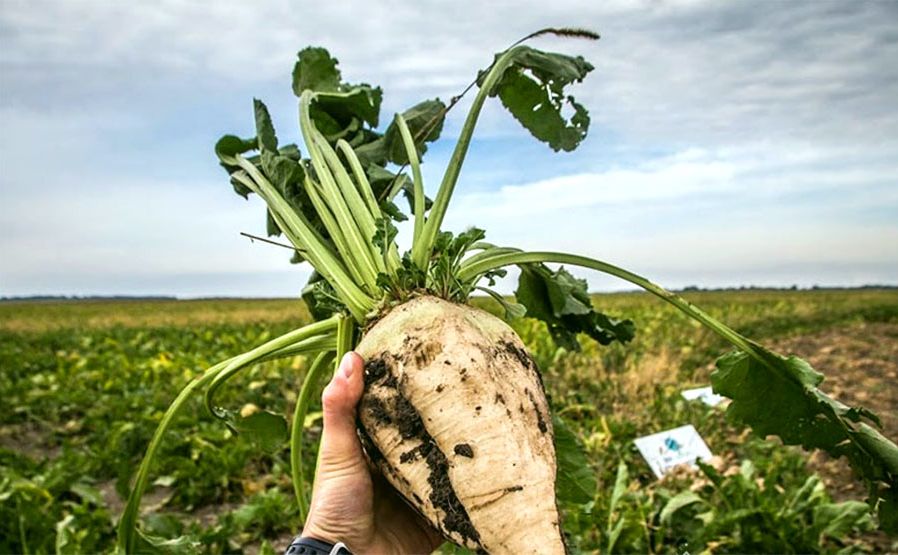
left=286, top=534, right=352, bottom=555
left=301, top=518, right=354, bottom=551
left=300, top=518, right=336, bottom=545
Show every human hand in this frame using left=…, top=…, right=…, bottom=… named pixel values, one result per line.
left=301, top=352, right=444, bottom=554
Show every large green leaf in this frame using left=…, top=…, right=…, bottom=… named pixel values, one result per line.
left=234, top=410, right=288, bottom=453
left=253, top=98, right=278, bottom=152
left=383, top=98, right=447, bottom=164
left=214, top=135, right=257, bottom=198
left=812, top=501, right=874, bottom=540
left=132, top=528, right=198, bottom=554
left=291, top=47, right=382, bottom=139
left=605, top=461, right=630, bottom=553
left=553, top=414, right=596, bottom=505
left=292, top=47, right=341, bottom=94
left=311, top=86, right=383, bottom=136
left=250, top=99, right=315, bottom=245
left=515, top=263, right=635, bottom=350
left=260, top=150, right=307, bottom=240
left=487, top=46, right=594, bottom=152
left=711, top=344, right=898, bottom=531
left=879, top=487, right=898, bottom=534
left=659, top=491, right=706, bottom=526
left=353, top=136, right=388, bottom=167
left=214, top=134, right=256, bottom=164
left=260, top=152, right=303, bottom=194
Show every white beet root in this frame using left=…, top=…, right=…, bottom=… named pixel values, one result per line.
left=355, top=296, right=565, bottom=554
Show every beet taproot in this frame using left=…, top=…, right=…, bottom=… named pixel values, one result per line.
left=356, top=296, right=564, bottom=554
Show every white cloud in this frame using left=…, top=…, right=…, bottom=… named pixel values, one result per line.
left=451, top=154, right=735, bottom=220
left=441, top=142, right=898, bottom=291
left=447, top=141, right=898, bottom=226
left=5, top=183, right=227, bottom=272
left=4, top=1, right=896, bottom=143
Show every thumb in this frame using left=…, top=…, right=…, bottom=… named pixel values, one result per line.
left=318, top=351, right=366, bottom=463
left=304, top=352, right=374, bottom=547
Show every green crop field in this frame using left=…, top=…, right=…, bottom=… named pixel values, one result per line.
left=2, top=289, right=896, bottom=554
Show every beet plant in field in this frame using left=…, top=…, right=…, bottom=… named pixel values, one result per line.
left=118, top=29, right=898, bottom=553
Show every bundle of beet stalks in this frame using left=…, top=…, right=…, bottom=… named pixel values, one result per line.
left=118, top=29, right=898, bottom=553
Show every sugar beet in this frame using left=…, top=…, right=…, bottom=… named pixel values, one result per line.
left=356, top=296, right=565, bottom=554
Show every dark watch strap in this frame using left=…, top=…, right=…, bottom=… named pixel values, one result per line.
left=285, top=535, right=352, bottom=555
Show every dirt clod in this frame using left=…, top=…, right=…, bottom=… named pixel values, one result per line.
left=526, top=389, right=548, bottom=434
left=365, top=355, right=398, bottom=389
left=400, top=446, right=422, bottom=464
left=500, top=339, right=535, bottom=370
left=364, top=357, right=389, bottom=385
left=357, top=424, right=384, bottom=465
left=365, top=397, right=392, bottom=425
left=396, top=390, right=481, bottom=545
left=394, top=394, right=426, bottom=440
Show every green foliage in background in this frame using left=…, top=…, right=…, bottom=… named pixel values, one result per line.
left=1, top=289, right=895, bottom=553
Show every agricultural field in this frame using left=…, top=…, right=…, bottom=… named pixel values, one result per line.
left=1, top=288, right=896, bottom=554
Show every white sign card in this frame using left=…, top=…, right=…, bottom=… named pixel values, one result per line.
left=681, top=386, right=725, bottom=407
left=634, top=424, right=714, bottom=479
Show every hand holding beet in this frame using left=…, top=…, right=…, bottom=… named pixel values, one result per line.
left=301, top=352, right=443, bottom=554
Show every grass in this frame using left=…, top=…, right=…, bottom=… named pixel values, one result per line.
left=1, top=289, right=896, bottom=553
left=0, top=298, right=310, bottom=333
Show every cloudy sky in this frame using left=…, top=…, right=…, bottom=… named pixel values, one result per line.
left=1, top=0, right=897, bottom=297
